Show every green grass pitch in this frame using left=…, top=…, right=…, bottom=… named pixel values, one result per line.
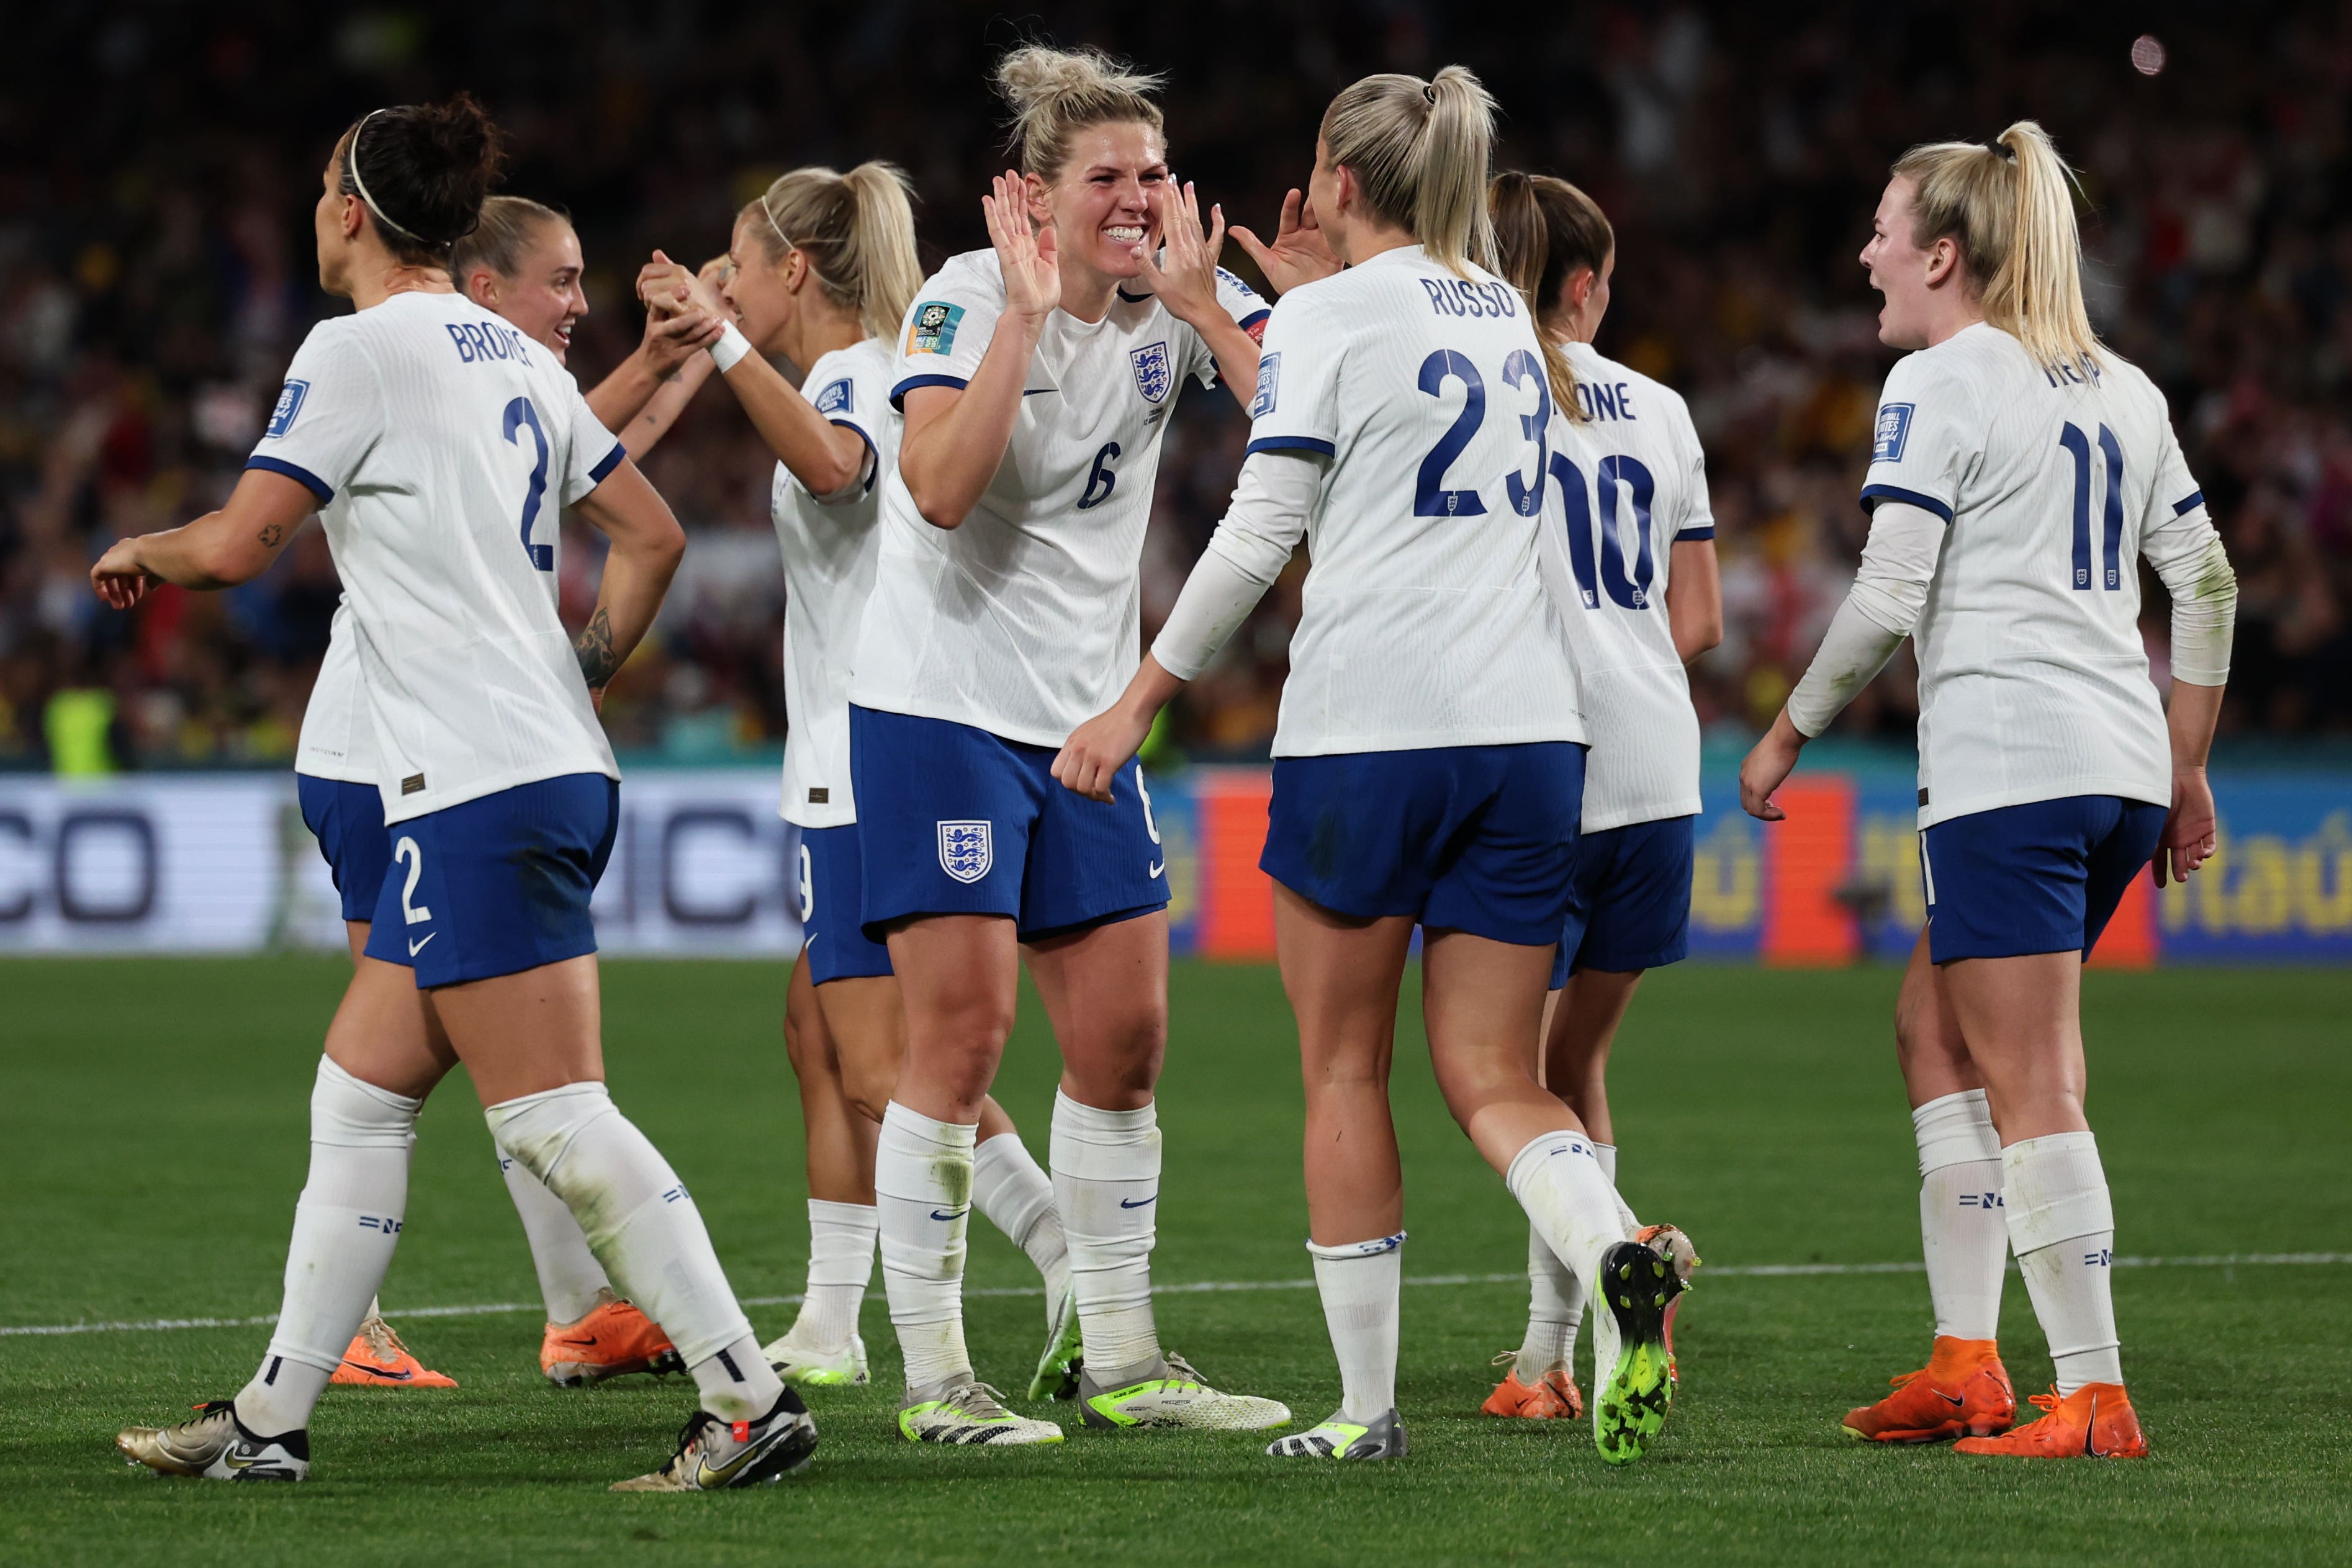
left=1, top=957, right=2346, bottom=1566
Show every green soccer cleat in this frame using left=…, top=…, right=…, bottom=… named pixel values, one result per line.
left=1079, top=1351, right=1291, bottom=1431
left=1025, top=1285, right=1084, bottom=1402
left=1590, top=1232, right=1689, bottom=1464
left=1266, top=1408, right=1407, bottom=1460
left=898, top=1378, right=1065, bottom=1446
left=763, top=1323, right=869, bottom=1389
left=117, top=1400, right=310, bottom=1482
left=610, top=1390, right=819, bottom=1492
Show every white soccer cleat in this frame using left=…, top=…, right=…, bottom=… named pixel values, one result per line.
left=1078, top=1352, right=1291, bottom=1431
left=609, top=1391, right=819, bottom=1491
left=762, top=1323, right=870, bottom=1388
left=897, top=1377, right=1065, bottom=1446
left=117, top=1400, right=310, bottom=1482
left=1266, top=1407, right=1407, bottom=1459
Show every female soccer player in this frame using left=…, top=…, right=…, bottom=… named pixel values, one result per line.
left=1057, top=68, right=1692, bottom=1466
left=1478, top=173, right=1721, bottom=1423
left=104, top=97, right=812, bottom=1492
left=1741, top=122, right=2236, bottom=1460
left=641, top=164, right=1083, bottom=1400
left=848, top=43, right=1284, bottom=1445
left=287, top=196, right=722, bottom=1392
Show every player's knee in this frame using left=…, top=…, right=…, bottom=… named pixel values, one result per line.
left=839, top=1056, right=898, bottom=1124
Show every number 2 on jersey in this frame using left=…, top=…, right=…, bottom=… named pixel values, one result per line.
left=2059, top=421, right=2124, bottom=591
left=502, top=396, right=554, bottom=571
left=1411, top=348, right=1551, bottom=518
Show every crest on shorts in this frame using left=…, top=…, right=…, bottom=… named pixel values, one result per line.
left=937, top=820, right=993, bottom=884
left=1130, top=341, right=1172, bottom=404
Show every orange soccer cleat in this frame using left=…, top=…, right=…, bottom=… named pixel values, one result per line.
left=1955, top=1382, right=2147, bottom=1459
left=1482, top=1354, right=1585, bottom=1420
left=1841, top=1336, right=2013, bottom=1443
left=330, top=1313, right=459, bottom=1388
left=539, top=1291, right=683, bottom=1387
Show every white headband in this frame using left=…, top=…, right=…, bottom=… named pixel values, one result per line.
left=348, top=109, right=424, bottom=243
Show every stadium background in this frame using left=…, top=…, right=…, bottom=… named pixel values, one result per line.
left=1, top=1, right=2348, bottom=962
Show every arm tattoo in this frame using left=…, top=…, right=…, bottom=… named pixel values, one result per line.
left=575, top=606, right=620, bottom=688
left=258, top=523, right=287, bottom=547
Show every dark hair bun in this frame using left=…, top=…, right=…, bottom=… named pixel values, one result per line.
left=342, top=92, right=505, bottom=259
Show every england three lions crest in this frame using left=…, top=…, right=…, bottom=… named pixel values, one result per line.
left=1130, top=341, right=1173, bottom=405
left=937, top=820, right=993, bottom=884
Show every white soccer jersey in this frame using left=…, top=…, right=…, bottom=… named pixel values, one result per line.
left=775, top=336, right=894, bottom=827
left=1242, top=246, right=1583, bottom=756
left=1861, top=322, right=2214, bottom=827
left=294, top=601, right=375, bottom=783
left=1547, top=340, right=1713, bottom=831
left=851, top=248, right=1270, bottom=747
left=250, top=290, right=624, bottom=824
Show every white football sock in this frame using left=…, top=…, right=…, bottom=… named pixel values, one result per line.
left=1516, top=1141, right=1628, bottom=1382
left=1050, top=1091, right=1163, bottom=1381
left=485, top=1080, right=780, bottom=1421
left=1505, top=1130, right=1629, bottom=1296
left=237, top=1058, right=419, bottom=1437
left=974, top=1129, right=1072, bottom=1324
left=874, top=1101, right=976, bottom=1389
left=1913, top=1089, right=2007, bottom=1341
left=791, top=1199, right=877, bottom=1349
left=2004, top=1131, right=2122, bottom=1394
left=1308, top=1233, right=1404, bottom=1425
left=498, top=1149, right=613, bottom=1324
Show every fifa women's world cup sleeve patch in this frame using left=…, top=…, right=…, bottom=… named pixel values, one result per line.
left=905, top=301, right=963, bottom=357
left=891, top=269, right=1001, bottom=410
left=1241, top=294, right=1340, bottom=459
left=245, top=324, right=380, bottom=505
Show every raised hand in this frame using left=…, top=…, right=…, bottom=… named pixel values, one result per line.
left=1135, top=180, right=1228, bottom=329
left=637, top=251, right=696, bottom=320
left=1232, top=188, right=1341, bottom=296
left=638, top=308, right=724, bottom=377
left=983, top=171, right=1060, bottom=325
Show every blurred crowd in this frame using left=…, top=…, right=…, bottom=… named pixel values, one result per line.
left=6, top=2, right=2350, bottom=772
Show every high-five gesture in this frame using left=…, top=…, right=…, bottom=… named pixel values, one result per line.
left=1232, top=188, right=1341, bottom=296
left=1136, top=179, right=1228, bottom=330
left=983, top=171, right=1060, bottom=325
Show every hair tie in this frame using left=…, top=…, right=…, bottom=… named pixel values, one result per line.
left=1423, top=83, right=1438, bottom=104
left=1986, top=137, right=2016, bottom=161
left=348, top=109, right=426, bottom=244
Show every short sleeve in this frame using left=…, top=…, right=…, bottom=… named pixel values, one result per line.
left=1243, top=288, right=1343, bottom=459
left=557, top=380, right=625, bottom=506
left=891, top=259, right=1004, bottom=408
left=797, top=346, right=888, bottom=500
left=246, top=324, right=381, bottom=505
left=1667, top=395, right=1716, bottom=542
left=1181, top=266, right=1274, bottom=387
left=1859, top=352, right=1977, bottom=524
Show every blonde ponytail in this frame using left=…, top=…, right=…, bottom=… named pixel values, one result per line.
left=1489, top=171, right=1614, bottom=419
left=1892, top=119, right=2099, bottom=369
left=994, top=43, right=1166, bottom=182
left=1320, top=66, right=1498, bottom=276
left=745, top=161, right=923, bottom=343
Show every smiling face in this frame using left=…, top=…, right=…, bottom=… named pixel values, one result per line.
left=468, top=218, right=588, bottom=363
left=1860, top=176, right=1954, bottom=351
left=1034, top=120, right=1167, bottom=281
left=722, top=212, right=797, bottom=351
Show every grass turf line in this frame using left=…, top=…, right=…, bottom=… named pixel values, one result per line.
left=0, top=958, right=2346, bottom=1566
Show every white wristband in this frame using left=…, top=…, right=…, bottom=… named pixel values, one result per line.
left=709, top=322, right=755, bottom=372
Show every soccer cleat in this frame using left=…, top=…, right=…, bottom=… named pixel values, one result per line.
left=541, top=1291, right=684, bottom=1387
left=1842, top=1336, right=2015, bottom=1443
left=1955, top=1382, right=2147, bottom=1459
left=610, top=1390, right=819, bottom=1491
left=762, top=1323, right=869, bottom=1388
left=1078, top=1351, right=1291, bottom=1431
left=330, top=1313, right=458, bottom=1388
left=1266, top=1408, right=1406, bottom=1460
left=898, top=1377, right=1066, bottom=1446
left=1635, top=1222, right=1699, bottom=1388
left=1025, top=1284, right=1084, bottom=1402
left=117, top=1400, right=310, bottom=1482
left=1482, top=1354, right=1584, bottom=1420
left=1590, top=1233, right=1687, bottom=1464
